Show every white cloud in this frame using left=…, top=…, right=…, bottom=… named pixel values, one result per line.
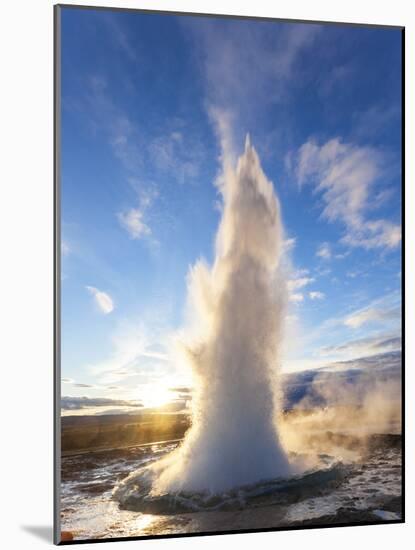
left=101, top=13, right=138, bottom=62
left=288, top=274, right=314, bottom=304
left=86, top=286, right=115, bottom=314
left=320, top=332, right=401, bottom=358
left=288, top=274, right=318, bottom=304
left=289, top=293, right=304, bottom=303
left=198, top=21, right=320, bottom=113
left=117, top=184, right=159, bottom=243
left=188, top=19, right=321, bottom=163
left=283, top=237, right=297, bottom=251
left=294, top=138, right=401, bottom=250
left=293, top=267, right=310, bottom=277
left=344, top=305, right=401, bottom=329
left=316, top=242, right=331, bottom=260
left=316, top=266, right=331, bottom=277
left=86, top=75, right=205, bottom=188
left=342, top=219, right=401, bottom=249
left=309, top=291, right=325, bottom=300
left=86, top=76, right=143, bottom=174
left=334, top=251, right=350, bottom=260
left=288, top=292, right=401, bottom=363
left=117, top=208, right=151, bottom=240
left=61, top=396, right=143, bottom=412
left=86, top=321, right=174, bottom=390
left=149, top=131, right=202, bottom=184
left=287, top=276, right=315, bottom=290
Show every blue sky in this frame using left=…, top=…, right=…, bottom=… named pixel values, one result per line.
left=59, top=7, right=402, bottom=414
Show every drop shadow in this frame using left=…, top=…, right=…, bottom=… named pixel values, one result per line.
left=21, top=525, right=53, bottom=543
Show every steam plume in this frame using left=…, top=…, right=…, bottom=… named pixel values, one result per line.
left=280, top=365, right=401, bottom=459
left=141, top=135, right=291, bottom=494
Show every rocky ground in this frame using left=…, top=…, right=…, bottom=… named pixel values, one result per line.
left=59, top=433, right=402, bottom=542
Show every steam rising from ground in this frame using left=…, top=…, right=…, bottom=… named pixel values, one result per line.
left=125, top=136, right=291, bottom=495
left=280, top=365, right=401, bottom=461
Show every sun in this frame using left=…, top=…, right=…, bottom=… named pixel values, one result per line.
left=141, top=385, right=173, bottom=409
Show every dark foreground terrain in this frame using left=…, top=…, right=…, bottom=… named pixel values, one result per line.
left=62, top=412, right=190, bottom=454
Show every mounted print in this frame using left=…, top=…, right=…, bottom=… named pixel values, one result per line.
left=54, top=4, right=404, bottom=545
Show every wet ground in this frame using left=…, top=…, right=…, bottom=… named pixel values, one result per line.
left=60, top=433, right=402, bottom=541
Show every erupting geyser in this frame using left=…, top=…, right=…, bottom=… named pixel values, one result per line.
left=115, top=136, right=292, bottom=503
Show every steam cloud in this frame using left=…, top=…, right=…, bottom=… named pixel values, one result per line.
left=280, top=362, right=401, bottom=459
left=131, top=136, right=291, bottom=495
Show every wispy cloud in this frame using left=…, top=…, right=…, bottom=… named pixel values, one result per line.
left=288, top=275, right=316, bottom=304
left=293, top=138, right=401, bottom=250
left=316, top=242, right=331, bottom=260
left=352, top=103, right=400, bottom=141
left=287, top=276, right=315, bottom=291
left=289, top=293, right=304, bottom=303
left=100, top=13, right=139, bottom=63
left=86, top=76, right=143, bottom=174
left=61, top=396, right=143, bottom=411
left=344, top=305, right=401, bottom=329
left=326, top=349, right=401, bottom=372
left=195, top=20, right=321, bottom=111
left=320, top=332, right=401, bottom=357
left=86, top=321, right=173, bottom=389
left=86, top=286, right=115, bottom=314
left=148, top=129, right=203, bottom=184
left=117, top=208, right=151, bottom=240
left=317, top=63, right=355, bottom=98
left=80, top=74, right=207, bottom=250
left=187, top=19, right=321, bottom=156
left=118, top=184, right=159, bottom=243
left=286, top=292, right=401, bottom=367
left=283, top=237, right=297, bottom=252
left=85, top=76, right=205, bottom=187
left=309, top=291, right=325, bottom=300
